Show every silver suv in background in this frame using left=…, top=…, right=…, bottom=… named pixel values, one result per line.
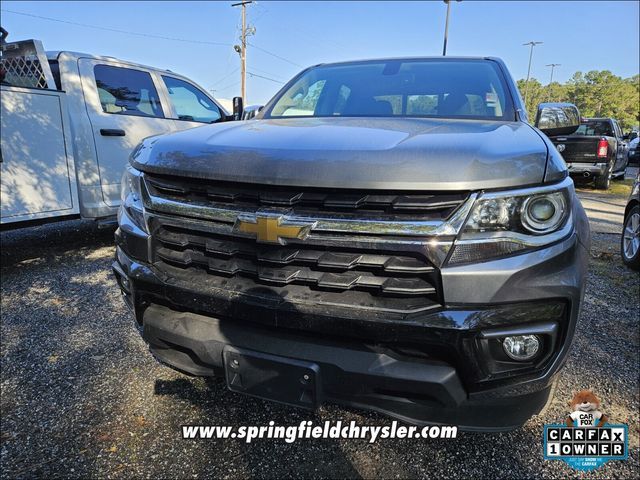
left=113, top=57, right=590, bottom=430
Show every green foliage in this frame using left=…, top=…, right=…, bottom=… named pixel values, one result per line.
left=407, top=95, right=437, bottom=114
left=517, top=71, right=639, bottom=131
left=299, top=80, right=325, bottom=111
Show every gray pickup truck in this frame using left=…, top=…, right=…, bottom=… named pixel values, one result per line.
left=113, top=57, right=589, bottom=431
left=548, top=117, right=629, bottom=189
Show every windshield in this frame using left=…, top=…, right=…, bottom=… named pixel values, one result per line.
left=265, top=59, right=514, bottom=121
left=572, top=121, right=614, bottom=137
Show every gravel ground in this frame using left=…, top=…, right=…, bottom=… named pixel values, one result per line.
left=1, top=187, right=639, bottom=479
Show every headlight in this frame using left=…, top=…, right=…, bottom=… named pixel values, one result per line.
left=448, top=178, right=574, bottom=265
left=521, top=193, right=566, bottom=233
left=119, top=165, right=147, bottom=233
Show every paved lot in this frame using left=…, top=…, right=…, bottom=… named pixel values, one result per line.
left=1, top=181, right=638, bottom=479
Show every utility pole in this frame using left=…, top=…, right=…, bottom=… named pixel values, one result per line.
left=545, top=63, right=560, bottom=101
left=442, top=1, right=461, bottom=56
left=232, top=1, right=254, bottom=100
left=522, top=41, right=543, bottom=112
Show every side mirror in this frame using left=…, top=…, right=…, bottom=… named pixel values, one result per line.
left=534, top=103, right=581, bottom=137
left=232, top=96, right=244, bottom=121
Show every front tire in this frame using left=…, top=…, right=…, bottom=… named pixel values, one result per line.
left=595, top=173, right=611, bottom=190
left=621, top=205, right=640, bottom=270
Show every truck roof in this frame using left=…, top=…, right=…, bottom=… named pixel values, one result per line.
left=45, top=50, right=228, bottom=114
left=46, top=50, right=173, bottom=73
left=313, top=56, right=502, bottom=68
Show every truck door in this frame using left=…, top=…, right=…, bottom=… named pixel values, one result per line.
left=1, top=86, right=79, bottom=224
left=157, top=74, right=225, bottom=132
left=612, top=120, right=627, bottom=172
left=78, top=59, right=175, bottom=207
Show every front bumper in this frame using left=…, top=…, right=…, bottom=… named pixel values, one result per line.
left=567, top=162, right=608, bottom=176
left=138, top=301, right=557, bottom=430
left=112, top=197, right=589, bottom=431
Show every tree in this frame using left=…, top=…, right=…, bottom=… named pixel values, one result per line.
left=545, top=82, right=568, bottom=104
left=566, top=71, right=638, bottom=130
left=517, top=71, right=639, bottom=131
left=517, top=78, right=546, bottom=120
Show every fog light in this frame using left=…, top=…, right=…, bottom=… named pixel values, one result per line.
left=502, top=335, right=540, bottom=361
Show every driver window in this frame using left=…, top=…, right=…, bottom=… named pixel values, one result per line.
left=162, top=76, right=222, bottom=123
left=94, top=64, right=164, bottom=117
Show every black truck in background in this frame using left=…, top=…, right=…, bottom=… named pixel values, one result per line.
left=548, top=118, right=629, bottom=189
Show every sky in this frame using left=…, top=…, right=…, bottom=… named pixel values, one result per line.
left=1, top=0, right=639, bottom=104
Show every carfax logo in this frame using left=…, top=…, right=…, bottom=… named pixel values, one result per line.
left=543, top=390, right=628, bottom=471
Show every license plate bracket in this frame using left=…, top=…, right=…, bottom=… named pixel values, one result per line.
left=223, top=346, right=321, bottom=409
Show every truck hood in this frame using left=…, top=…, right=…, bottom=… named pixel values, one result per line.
left=131, top=117, right=549, bottom=191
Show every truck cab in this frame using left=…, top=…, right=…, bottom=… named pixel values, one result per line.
left=1, top=40, right=229, bottom=226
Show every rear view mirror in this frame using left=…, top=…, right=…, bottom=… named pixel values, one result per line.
left=232, top=96, right=244, bottom=121
left=534, top=103, right=580, bottom=137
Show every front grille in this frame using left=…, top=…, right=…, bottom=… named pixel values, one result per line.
left=151, top=222, right=443, bottom=313
left=145, top=174, right=468, bottom=220
left=144, top=175, right=465, bottom=314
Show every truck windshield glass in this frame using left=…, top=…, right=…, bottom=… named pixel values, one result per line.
left=573, top=121, right=614, bottom=137
left=266, top=60, right=514, bottom=120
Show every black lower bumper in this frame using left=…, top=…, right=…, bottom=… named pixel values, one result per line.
left=141, top=302, right=553, bottom=431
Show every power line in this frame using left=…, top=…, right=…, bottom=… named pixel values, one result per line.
left=246, top=65, right=287, bottom=81
left=211, top=67, right=240, bottom=88
left=250, top=1, right=270, bottom=24
left=247, top=71, right=284, bottom=84
left=247, top=42, right=304, bottom=68
left=1, top=9, right=232, bottom=46
left=3, top=7, right=304, bottom=86
left=216, top=80, right=241, bottom=92
left=246, top=2, right=345, bottom=53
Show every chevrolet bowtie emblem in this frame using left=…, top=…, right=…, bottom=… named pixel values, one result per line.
left=235, top=214, right=314, bottom=244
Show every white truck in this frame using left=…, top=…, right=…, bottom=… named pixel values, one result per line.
left=1, top=36, right=232, bottom=227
